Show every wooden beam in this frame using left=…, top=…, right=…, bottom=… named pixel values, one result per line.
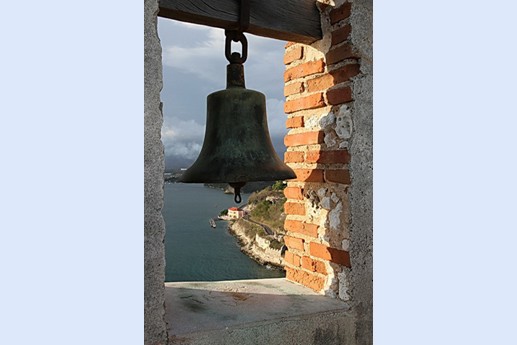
left=158, top=0, right=322, bottom=44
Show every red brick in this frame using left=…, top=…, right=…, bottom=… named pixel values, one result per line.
left=284, top=60, right=325, bottom=82
left=293, top=169, right=324, bottom=182
left=285, top=219, right=304, bottom=232
left=306, top=65, right=360, bottom=94
left=284, top=202, right=306, bottom=216
left=285, top=219, right=318, bottom=237
left=284, top=187, right=304, bottom=200
left=285, top=116, right=304, bottom=128
left=331, top=64, right=361, bottom=84
left=284, top=251, right=301, bottom=267
left=301, top=256, right=312, bottom=270
left=305, top=274, right=325, bottom=291
left=284, top=46, right=303, bottom=65
left=301, top=256, right=327, bottom=274
left=286, top=267, right=299, bottom=283
left=286, top=267, right=325, bottom=292
left=284, top=235, right=304, bottom=251
left=330, top=3, right=352, bottom=24
left=284, top=82, right=304, bottom=97
left=314, top=261, right=327, bottom=275
left=306, top=74, right=334, bottom=93
left=284, top=151, right=304, bottom=163
left=326, top=44, right=358, bottom=65
left=285, top=93, right=325, bottom=113
left=302, top=223, right=319, bottom=237
left=326, top=87, right=352, bottom=105
left=284, top=131, right=324, bottom=147
left=331, top=25, right=352, bottom=46
left=309, top=242, right=351, bottom=267
left=306, top=150, right=350, bottom=164
left=324, top=169, right=351, bottom=184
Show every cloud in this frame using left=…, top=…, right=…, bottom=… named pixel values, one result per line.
left=266, top=97, right=289, bottom=138
left=244, top=36, right=286, bottom=97
left=162, top=117, right=205, bottom=160
left=161, top=22, right=226, bottom=84
left=159, top=19, right=285, bottom=93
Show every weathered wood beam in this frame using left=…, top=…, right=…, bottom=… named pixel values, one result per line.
left=158, top=0, right=322, bottom=44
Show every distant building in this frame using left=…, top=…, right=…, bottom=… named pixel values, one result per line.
left=228, top=207, right=244, bottom=219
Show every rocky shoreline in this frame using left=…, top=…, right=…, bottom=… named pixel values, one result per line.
left=227, top=219, right=285, bottom=270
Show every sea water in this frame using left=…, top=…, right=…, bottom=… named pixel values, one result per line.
left=163, top=182, right=285, bottom=282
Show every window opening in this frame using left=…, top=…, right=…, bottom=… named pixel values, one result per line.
left=158, top=19, right=289, bottom=283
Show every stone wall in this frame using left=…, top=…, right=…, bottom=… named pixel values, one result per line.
left=144, top=0, right=167, bottom=343
left=282, top=0, right=372, bottom=342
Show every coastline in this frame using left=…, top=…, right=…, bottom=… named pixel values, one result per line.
left=163, top=182, right=284, bottom=281
left=227, top=219, right=285, bottom=270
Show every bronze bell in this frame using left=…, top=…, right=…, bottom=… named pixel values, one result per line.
left=179, top=63, right=296, bottom=202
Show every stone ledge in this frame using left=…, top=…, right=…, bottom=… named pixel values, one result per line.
left=165, top=278, right=355, bottom=345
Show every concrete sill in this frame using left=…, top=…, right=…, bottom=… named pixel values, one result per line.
left=164, top=278, right=354, bottom=345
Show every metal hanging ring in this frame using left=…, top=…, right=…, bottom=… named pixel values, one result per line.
left=225, top=30, right=248, bottom=64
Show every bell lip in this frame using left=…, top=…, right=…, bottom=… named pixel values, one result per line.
left=178, top=170, right=297, bottom=184
left=178, top=175, right=297, bottom=184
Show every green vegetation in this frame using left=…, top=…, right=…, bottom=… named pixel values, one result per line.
left=271, top=180, right=287, bottom=191
left=269, top=239, right=284, bottom=250
left=230, top=182, right=289, bottom=259
left=219, top=209, right=228, bottom=216
left=235, top=218, right=266, bottom=238
left=247, top=183, right=287, bottom=235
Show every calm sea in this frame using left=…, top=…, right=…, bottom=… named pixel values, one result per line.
left=163, top=182, right=285, bottom=282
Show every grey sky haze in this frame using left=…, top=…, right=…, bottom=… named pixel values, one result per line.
left=157, top=18, right=287, bottom=170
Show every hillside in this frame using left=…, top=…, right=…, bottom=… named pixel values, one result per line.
left=226, top=181, right=288, bottom=268
left=245, top=181, right=287, bottom=235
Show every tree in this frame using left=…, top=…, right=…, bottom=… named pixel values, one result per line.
left=271, top=180, right=286, bottom=191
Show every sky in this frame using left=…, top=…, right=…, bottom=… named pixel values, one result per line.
left=157, top=19, right=287, bottom=170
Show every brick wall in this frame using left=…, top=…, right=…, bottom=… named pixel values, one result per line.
left=282, top=0, right=371, bottom=303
